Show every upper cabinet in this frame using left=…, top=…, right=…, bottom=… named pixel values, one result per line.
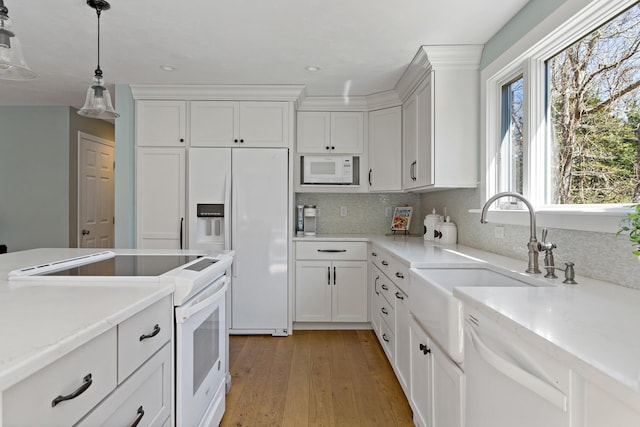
left=190, top=101, right=290, bottom=148
left=400, top=45, right=482, bottom=192
left=297, top=111, right=364, bottom=154
left=136, top=100, right=187, bottom=147
left=369, top=106, right=402, bottom=192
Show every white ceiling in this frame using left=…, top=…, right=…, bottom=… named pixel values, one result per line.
left=0, top=0, right=529, bottom=109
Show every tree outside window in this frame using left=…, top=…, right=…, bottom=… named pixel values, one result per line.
left=547, top=4, right=640, bottom=204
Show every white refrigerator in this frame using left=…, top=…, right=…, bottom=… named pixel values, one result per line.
left=188, top=148, right=289, bottom=335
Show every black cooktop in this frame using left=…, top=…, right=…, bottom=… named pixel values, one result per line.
left=43, top=255, right=202, bottom=277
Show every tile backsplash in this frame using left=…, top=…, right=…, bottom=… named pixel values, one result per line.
left=296, top=193, right=422, bottom=235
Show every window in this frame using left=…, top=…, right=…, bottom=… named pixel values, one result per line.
left=499, top=76, right=524, bottom=195
left=483, top=0, right=639, bottom=232
left=546, top=5, right=640, bottom=204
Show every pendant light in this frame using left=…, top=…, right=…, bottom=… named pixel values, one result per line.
left=0, top=0, right=37, bottom=80
left=78, top=0, right=119, bottom=119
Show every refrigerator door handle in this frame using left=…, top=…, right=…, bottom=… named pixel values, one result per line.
left=180, top=217, right=184, bottom=250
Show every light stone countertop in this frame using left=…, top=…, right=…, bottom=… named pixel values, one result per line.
left=0, top=248, right=200, bottom=391
left=299, top=234, right=640, bottom=409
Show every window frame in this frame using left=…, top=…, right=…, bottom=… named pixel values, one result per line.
left=480, top=0, right=639, bottom=233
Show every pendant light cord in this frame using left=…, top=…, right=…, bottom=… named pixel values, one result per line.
left=95, top=8, right=102, bottom=77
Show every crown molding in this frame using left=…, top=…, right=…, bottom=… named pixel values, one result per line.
left=366, top=90, right=402, bottom=111
left=395, top=45, right=483, bottom=103
left=297, top=96, right=369, bottom=111
left=129, top=84, right=306, bottom=104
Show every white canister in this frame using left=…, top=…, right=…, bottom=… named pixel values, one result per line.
left=439, top=216, right=458, bottom=245
left=423, top=209, right=441, bottom=241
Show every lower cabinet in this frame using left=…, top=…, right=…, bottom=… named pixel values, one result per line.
left=295, top=241, right=368, bottom=323
left=410, top=316, right=464, bottom=427
left=1, top=296, right=173, bottom=427
left=394, top=287, right=411, bottom=397
left=584, top=381, right=640, bottom=426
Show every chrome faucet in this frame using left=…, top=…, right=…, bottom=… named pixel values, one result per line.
left=480, top=192, right=541, bottom=274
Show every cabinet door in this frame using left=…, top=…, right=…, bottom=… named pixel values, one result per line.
left=394, top=288, right=410, bottom=397
left=239, top=102, right=289, bottom=147
left=432, top=343, right=464, bottom=427
left=368, top=107, right=402, bottom=192
left=331, top=112, right=364, bottom=153
left=297, top=112, right=331, bottom=153
left=136, top=100, right=186, bottom=147
left=410, top=319, right=434, bottom=427
left=295, top=260, right=332, bottom=322
left=415, top=76, right=434, bottom=187
left=136, top=148, right=186, bottom=249
left=370, top=267, right=382, bottom=334
left=402, top=95, right=418, bottom=189
left=190, top=101, right=239, bottom=147
left=332, top=260, right=367, bottom=322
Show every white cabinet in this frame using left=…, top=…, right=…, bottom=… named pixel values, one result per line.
left=136, top=147, right=186, bottom=249
left=394, top=286, right=411, bottom=396
left=190, top=101, right=289, bottom=147
left=410, top=317, right=464, bottom=427
left=584, top=381, right=640, bottom=427
left=400, top=45, right=481, bottom=191
left=136, top=100, right=187, bottom=147
left=297, top=111, right=364, bottom=153
left=368, top=106, right=402, bottom=192
left=295, top=241, right=368, bottom=323
left=2, top=297, right=173, bottom=427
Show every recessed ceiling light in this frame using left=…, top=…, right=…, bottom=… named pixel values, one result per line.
left=160, top=65, right=176, bottom=72
left=305, top=66, right=321, bottom=72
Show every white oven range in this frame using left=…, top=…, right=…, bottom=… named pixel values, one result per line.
left=9, top=250, right=234, bottom=427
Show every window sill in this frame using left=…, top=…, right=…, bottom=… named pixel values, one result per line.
left=468, top=205, right=632, bottom=234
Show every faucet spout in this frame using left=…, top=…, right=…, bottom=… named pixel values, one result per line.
left=480, top=192, right=541, bottom=274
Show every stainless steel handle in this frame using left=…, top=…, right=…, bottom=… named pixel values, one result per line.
left=130, top=406, right=145, bottom=427
left=395, top=272, right=404, bottom=279
left=395, top=291, right=404, bottom=300
left=139, top=324, right=161, bottom=341
left=381, top=284, right=388, bottom=291
left=381, top=260, right=389, bottom=266
left=51, top=374, right=92, bottom=407
left=317, top=249, right=347, bottom=253
left=381, top=307, right=388, bottom=315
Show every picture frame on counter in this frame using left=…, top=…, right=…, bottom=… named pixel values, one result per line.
left=391, top=206, right=413, bottom=232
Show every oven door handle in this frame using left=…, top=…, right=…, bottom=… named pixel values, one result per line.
left=175, top=279, right=228, bottom=323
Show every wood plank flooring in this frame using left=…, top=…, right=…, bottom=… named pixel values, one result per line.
left=220, top=330, right=414, bottom=427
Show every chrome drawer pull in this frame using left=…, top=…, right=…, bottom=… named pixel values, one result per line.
left=381, top=260, right=389, bottom=266
left=395, top=292, right=404, bottom=300
left=51, top=374, right=92, bottom=407
left=395, top=272, right=404, bottom=279
left=317, top=249, right=347, bottom=253
left=130, top=406, right=145, bottom=427
left=139, top=324, right=161, bottom=341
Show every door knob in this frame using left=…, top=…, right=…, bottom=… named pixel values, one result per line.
left=82, top=229, right=90, bottom=235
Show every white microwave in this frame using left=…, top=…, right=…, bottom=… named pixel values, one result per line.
left=303, top=155, right=354, bottom=184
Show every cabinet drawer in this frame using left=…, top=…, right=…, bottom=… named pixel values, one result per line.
left=77, top=343, right=171, bottom=427
left=377, top=272, right=397, bottom=308
left=296, top=241, right=367, bottom=260
left=379, top=320, right=394, bottom=363
left=3, top=328, right=117, bottom=427
left=373, top=250, right=409, bottom=291
left=118, top=296, right=172, bottom=383
left=379, top=297, right=395, bottom=332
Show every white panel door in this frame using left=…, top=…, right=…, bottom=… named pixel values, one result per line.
left=332, top=260, right=367, bottom=322
left=411, top=319, right=434, bottom=427
left=394, top=287, right=411, bottom=397
left=331, top=112, right=364, bottom=153
left=415, top=76, right=434, bottom=188
left=296, top=112, right=331, bottom=153
left=295, top=260, right=332, bottom=322
left=432, top=343, right=464, bottom=427
left=78, top=133, right=114, bottom=248
left=136, top=148, right=186, bottom=249
left=190, top=101, right=239, bottom=147
left=368, top=107, right=402, bottom=192
left=239, top=102, right=289, bottom=147
left=231, top=148, right=288, bottom=331
left=403, top=95, right=418, bottom=189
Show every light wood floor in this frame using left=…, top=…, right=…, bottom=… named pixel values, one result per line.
left=220, top=330, right=414, bottom=427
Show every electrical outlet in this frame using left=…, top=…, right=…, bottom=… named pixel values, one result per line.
left=385, top=207, right=392, bottom=217
left=340, top=206, right=348, bottom=217
left=494, top=226, right=505, bottom=239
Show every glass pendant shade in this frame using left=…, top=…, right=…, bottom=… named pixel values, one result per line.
left=78, top=73, right=119, bottom=119
left=0, top=3, right=37, bottom=80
